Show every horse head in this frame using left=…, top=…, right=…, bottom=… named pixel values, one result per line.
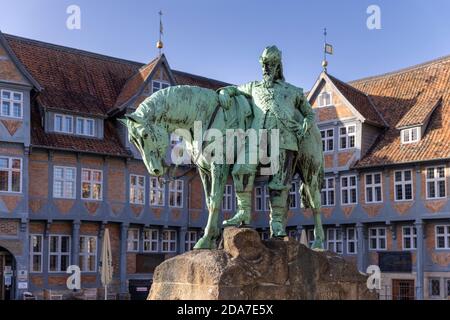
left=120, top=109, right=169, bottom=177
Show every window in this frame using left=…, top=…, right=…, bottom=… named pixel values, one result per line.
left=401, top=127, right=420, bottom=144
left=369, top=227, right=387, bottom=251
left=347, top=228, right=357, bottom=254
left=260, top=231, right=270, bottom=241
left=1, top=90, right=22, bottom=118
left=446, top=279, right=450, bottom=298
left=169, top=180, right=184, bottom=208
left=430, top=278, right=441, bottom=298
left=436, top=225, right=450, bottom=249
left=222, top=185, right=233, bottom=211
left=54, top=114, right=73, bottom=133
left=394, top=170, right=413, bottom=201
left=321, top=129, right=334, bottom=152
left=426, top=166, right=446, bottom=199
left=49, top=235, right=71, bottom=272
left=327, top=228, right=343, bottom=254
left=365, top=173, right=382, bottom=203
left=185, top=231, right=198, bottom=251
left=79, top=236, right=97, bottom=272
left=76, top=117, right=95, bottom=136
left=339, top=125, right=356, bottom=150
left=255, top=186, right=270, bottom=211
left=0, top=157, right=22, bottom=193
left=143, top=229, right=159, bottom=252
left=53, top=166, right=76, bottom=199
left=127, top=228, right=139, bottom=252
left=130, top=174, right=145, bottom=204
left=318, top=91, right=332, bottom=107
left=321, top=177, right=335, bottom=206
left=341, top=175, right=357, bottom=205
left=289, top=183, right=298, bottom=209
left=150, top=177, right=165, bottom=206
left=162, top=230, right=177, bottom=252
left=152, top=80, right=170, bottom=93
left=30, top=235, right=43, bottom=273
left=288, top=229, right=298, bottom=240
left=81, top=169, right=102, bottom=200
left=402, top=226, right=417, bottom=250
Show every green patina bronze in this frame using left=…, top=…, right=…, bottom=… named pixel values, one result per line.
left=121, top=46, right=325, bottom=250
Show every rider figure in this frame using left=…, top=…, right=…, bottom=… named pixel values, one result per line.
left=218, top=46, right=316, bottom=238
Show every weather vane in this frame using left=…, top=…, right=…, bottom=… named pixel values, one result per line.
left=156, top=10, right=164, bottom=55
left=322, top=28, right=333, bottom=72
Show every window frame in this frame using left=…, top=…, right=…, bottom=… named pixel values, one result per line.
left=54, top=114, right=73, bottom=134
left=429, top=278, right=441, bottom=298
left=79, top=235, right=98, bottom=273
left=347, top=228, right=358, bottom=254
left=29, top=234, right=43, bottom=273
left=368, top=227, right=387, bottom=251
left=394, top=169, right=414, bottom=202
left=401, top=127, right=420, bottom=144
left=255, top=185, right=270, bottom=211
left=320, top=128, right=334, bottom=153
left=169, top=179, right=184, bottom=208
left=53, top=166, right=76, bottom=199
left=48, top=235, right=71, bottom=273
left=185, top=231, right=198, bottom=252
left=143, top=228, right=159, bottom=253
left=76, top=117, right=96, bottom=137
left=340, top=175, right=358, bottom=205
left=435, top=225, right=450, bottom=250
left=365, top=172, right=383, bottom=204
left=426, top=166, right=447, bottom=200
left=0, top=157, right=22, bottom=194
left=317, top=91, right=333, bottom=108
left=127, top=228, right=140, bottom=252
left=326, top=228, right=343, bottom=254
left=0, top=89, right=23, bottom=119
left=321, top=177, right=335, bottom=207
left=339, top=124, right=356, bottom=150
left=222, top=184, right=233, bottom=211
left=130, top=174, right=146, bottom=205
left=402, top=226, right=417, bottom=251
left=152, top=80, right=170, bottom=94
left=81, top=168, right=103, bottom=201
left=149, top=177, right=165, bottom=206
left=289, top=182, right=298, bottom=209
left=162, top=230, right=177, bottom=253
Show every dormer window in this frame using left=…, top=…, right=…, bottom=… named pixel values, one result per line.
left=401, top=127, right=420, bottom=144
left=1, top=90, right=23, bottom=119
left=152, top=80, right=170, bottom=94
left=318, top=91, right=332, bottom=107
left=54, top=114, right=73, bottom=134
left=76, top=117, right=95, bottom=137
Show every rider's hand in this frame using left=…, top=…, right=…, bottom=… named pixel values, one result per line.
left=218, top=90, right=232, bottom=110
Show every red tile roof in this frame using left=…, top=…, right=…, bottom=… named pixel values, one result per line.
left=350, top=54, right=450, bottom=168
left=327, top=74, right=386, bottom=127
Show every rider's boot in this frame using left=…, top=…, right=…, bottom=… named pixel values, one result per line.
left=223, top=192, right=252, bottom=227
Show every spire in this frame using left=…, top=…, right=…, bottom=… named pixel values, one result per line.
left=156, top=10, right=164, bottom=56
left=322, top=28, right=333, bottom=72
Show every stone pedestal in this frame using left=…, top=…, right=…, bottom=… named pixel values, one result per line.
left=148, top=227, right=377, bottom=300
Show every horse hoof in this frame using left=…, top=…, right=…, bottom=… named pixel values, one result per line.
left=311, top=240, right=325, bottom=251
left=194, top=237, right=217, bottom=250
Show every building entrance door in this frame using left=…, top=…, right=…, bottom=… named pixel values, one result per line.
left=392, top=279, right=415, bottom=300
left=0, top=248, right=15, bottom=300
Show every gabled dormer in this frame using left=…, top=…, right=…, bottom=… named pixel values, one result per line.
left=0, top=31, right=41, bottom=146
left=308, top=72, right=387, bottom=170
left=396, top=95, right=442, bottom=145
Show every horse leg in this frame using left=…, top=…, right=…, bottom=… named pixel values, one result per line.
left=303, top=176, right=325, bottom=250
left=195, top=164, right=229, bottom=249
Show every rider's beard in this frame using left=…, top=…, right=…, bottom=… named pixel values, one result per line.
left=263, top=71, right=275, bottom=88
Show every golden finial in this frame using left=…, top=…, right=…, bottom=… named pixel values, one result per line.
left=156, top=11, right=164, bottom=54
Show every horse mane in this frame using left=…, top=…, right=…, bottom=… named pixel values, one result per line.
left=135, top=85, right=219, bottom=127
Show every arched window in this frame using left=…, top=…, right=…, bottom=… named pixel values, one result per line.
left=318, top=91, right=332, bottom=107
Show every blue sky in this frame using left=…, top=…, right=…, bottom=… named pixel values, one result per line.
left=1, top=0, right=449, bottom=89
